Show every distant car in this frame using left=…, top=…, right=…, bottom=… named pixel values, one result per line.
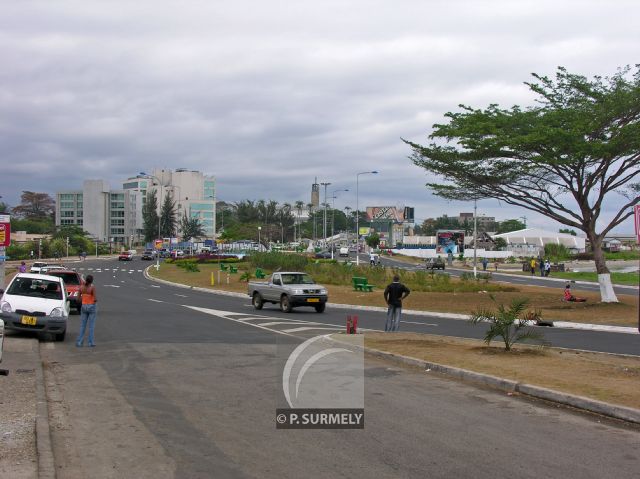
left=171, top=250, right=185, bottom=258
left=29, top=262, right=48, bottom=273
left=339, top=247, right=349, bottom=257
left=141, top=250, right=156, bottom=260
left=39, top=265, right=68, bottom=275
left=46, top=269, right=84, bottom=312
left=118, top=251, right=133, bottom=261
left=314, top=251, right=332, bottom=259
left=0, top=273, right=70, bottom=341
left=425, top=257, right=446, bottom=270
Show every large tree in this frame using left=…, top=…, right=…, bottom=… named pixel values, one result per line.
left=142, top=190, right=159, bottom=242
left=159, top=193, right=177, bottom=238
left=180, top=213, right=206, bottom=242
left=12, top=191, right=55, bottom=219
left=405, top=66, right=640, bottom=302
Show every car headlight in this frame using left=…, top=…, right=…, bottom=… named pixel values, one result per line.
left=1, top=301, right=12, bottom=313
left=50, top=307, right=65, bottom=317
left=293, top=289, right=304, bottom=295
left=319, top=289, right=327, bottom=295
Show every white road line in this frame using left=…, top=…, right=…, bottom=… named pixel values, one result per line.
left=402, top=320, right=438, bottom=326
left=257, top=321, right=319, bottom=327
left=184, top=306, right=298, bottom=337
left=174, top=294, right=188, bottom=298
left=151, top=285, right=160, bottom=288
left=137, top=270, right=143, bottom=272
left=103, top=285, right=121, bottom=288
left=148, top=299, right=164, bottom=303
left=120, top=269, right=127, bottom=272
left=281, top=326, right=343, bottom=333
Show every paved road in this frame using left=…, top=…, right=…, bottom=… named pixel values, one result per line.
left=28, top=258, right=640, bottom=478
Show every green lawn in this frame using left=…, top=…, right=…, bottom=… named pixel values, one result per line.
left=550, top=271, right=639, bottom=286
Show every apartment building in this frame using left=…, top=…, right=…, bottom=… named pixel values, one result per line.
left=56, top=180, right=141, bottom=246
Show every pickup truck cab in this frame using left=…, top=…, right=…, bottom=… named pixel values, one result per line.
left=247, top=272, right=328, bottom=313
left=425, top=257, right=446, bottom=270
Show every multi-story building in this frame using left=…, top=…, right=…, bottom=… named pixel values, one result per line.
left=122, top=168, right=216, bottom=239
left=56, top=180, right=141, bottom=246
left=458, top=212, right=496, bottom=231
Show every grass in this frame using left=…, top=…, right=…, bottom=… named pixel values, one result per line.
left=355, top=332, right=640, bottom=410
left=149, top=262, right=639, bottom=326
left=550, top=271, right=639, bottom=286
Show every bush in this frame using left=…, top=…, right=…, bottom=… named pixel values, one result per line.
left=249, top=251, right=308, bottom=271
left=544, top=243, right=571, bottom=262
left=573, top=252, right=594, bottom=261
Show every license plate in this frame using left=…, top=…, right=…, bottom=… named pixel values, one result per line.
left=306, top=298, right=320, bottom=303
left=21, top=316, right=37, bottom=326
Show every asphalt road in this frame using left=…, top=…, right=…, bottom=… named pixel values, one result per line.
left=25, top=258, right=640, bottom=478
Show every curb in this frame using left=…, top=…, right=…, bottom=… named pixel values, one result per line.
left=143, top=267, right=638, bottom=334
left=328, top=335, right=640, bottom=425
left=35, top=342, right=55, bottom=479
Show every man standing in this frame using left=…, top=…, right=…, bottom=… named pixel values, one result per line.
left=383, top=275, right=410, bottom=332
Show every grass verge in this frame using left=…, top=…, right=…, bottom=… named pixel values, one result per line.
left=358, top=332, right=640, bottom=410
left=148, top=262, right=639, bottom=326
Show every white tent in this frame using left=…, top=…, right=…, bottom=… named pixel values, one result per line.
left=492, top=228, right=586, bottom=252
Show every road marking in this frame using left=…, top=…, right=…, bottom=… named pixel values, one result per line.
left=281, top=326, right=344, bottom=333
left=151, top=285, right=160, bottom=288
left=257, top=321, right=319, bottom=327
left=120, top=269, right=127, bottom=272
left=137, top=270, right=143, bottom=272
left=103, top=284, right=121, bottom=288
left=402, top=320, right=438, bottom=326
left=184, top=306, right=298, bottom=337
left=148, top=299, right=164, bottom=303
left=174, top=294, right=188, bottom=298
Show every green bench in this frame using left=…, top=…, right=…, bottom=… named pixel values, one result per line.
left=229, top=265, right=238, bottom=274
left=255, top=268, right=266, bottom=279
left=352, top=277, right=374, bottom=292
left=220, top=263, right=229, bottom=271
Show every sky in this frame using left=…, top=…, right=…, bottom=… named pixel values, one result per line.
left=1, top=0, right=638, bottom=234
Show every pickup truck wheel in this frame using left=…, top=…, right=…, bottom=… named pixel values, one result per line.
left=280, top=295, right=293, bottom=313
left=252, top=292, right=264, bottom=310
left=314, top=303, right=326, bottom=313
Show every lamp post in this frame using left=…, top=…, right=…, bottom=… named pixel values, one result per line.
left=258, top=226, right=262, bottom=251
left=355, top=171, right=378, bottom=265
left=320, top=182, right=331, bottom=248
left=330, top=188, right=349, bottom=259
left=473, top=197, right=478, bottom=278
left=139, top=171, right=163, bottom=268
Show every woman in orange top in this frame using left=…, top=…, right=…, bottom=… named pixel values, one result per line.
left=76, top=275, right=98, bottom=347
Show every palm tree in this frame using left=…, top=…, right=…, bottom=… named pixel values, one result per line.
left=295, top=200, right=305, bottom=242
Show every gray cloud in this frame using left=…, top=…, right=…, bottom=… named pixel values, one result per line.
left=1, top=0, right=638, bottom=232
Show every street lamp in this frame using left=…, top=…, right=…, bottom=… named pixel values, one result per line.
left=138, top=171, right=162, bottom=268
left=330, top=188, right=349, bottom=259
left=355, top=171, right=378, bottom=265
left=258, top=226, right=262, bottom=251
left=320, top=182, right=331, bottom=248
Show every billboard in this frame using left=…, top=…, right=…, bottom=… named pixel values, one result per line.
left=436, top=230, right=464, bottom=254
left=0, top=222, right=10, bottom=248
left=366, top=207, right=404, bottom=222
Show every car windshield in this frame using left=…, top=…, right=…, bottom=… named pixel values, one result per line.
left=49, top=272, right=80, bottom=285
left=281, top=274, right=315, bottom=285
left=7, top=277, right=63, bottom=300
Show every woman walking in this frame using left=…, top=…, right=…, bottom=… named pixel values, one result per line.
left=76, top=274, right=98, bottom=347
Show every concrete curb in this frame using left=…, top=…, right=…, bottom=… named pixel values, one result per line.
left=328, top=335, right=640, bottom=425
left=35, top=342, right=55, bottom=479
left=143, top=267, right=638, bottom=334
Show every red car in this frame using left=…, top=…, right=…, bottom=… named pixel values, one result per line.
left=45, top=269, right=85, bottom=312
left=119, top=251, right=133, bottom=261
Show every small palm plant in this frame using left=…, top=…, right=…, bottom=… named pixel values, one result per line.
left=470, top=296, right=544, bottom=351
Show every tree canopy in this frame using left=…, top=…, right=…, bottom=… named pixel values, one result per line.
left=405, top=66, right=640, bottom=302
left=12, top=191, right=55, bottom=219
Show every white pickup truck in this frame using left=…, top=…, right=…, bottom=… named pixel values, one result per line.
left=247, top=272, right=328, bottom=313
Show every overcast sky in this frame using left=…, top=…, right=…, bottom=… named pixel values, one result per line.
left=1, top=0, right=638, bottom=234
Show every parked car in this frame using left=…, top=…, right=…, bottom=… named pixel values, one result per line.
left=141, top=250, right=156, bottom=260
left=45, top=269, right=85, bottom=313
left=0, top=273, right=70, bottom=341
left=29, top=262, right=48, bottom=273
left=40, top=265, right=68, bottom=275
left=339, top=246, right=350, bottom=257
left=314, top=251, right=332, bottom=259
left=119, top=251, right=133, bottom=261
left=425, top=257, right=446, bottom=270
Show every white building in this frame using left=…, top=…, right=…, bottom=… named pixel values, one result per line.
left=56, top=180, right=141, bottom=246
left=123, top=168, right=216, bottom=239
left=492, top=228, right=586, bottom=254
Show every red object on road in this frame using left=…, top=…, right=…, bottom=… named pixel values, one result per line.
left=346, top=315, right=358, bottom=334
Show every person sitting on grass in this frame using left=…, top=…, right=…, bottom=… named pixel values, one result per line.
left=564, top=284, right=586, bottom=302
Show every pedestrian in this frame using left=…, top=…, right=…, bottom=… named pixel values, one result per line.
left=529, top=257, right=536, bottom=275
left=482, top=258, right=488, bottom=271
left=539, top=257, right=545, bottom=277
left=18, top=261, right=27, bottom=273
left=383, top=274, right=410, bottom=332
left=544, top=259, right=551, bottom=277
left=494, top=261, right=499, bottom=272
left=563, top=284, right=586, bottom=302
left=30, top=250, right=34, bottom=260
left=76, top=274, right=98, bottom=347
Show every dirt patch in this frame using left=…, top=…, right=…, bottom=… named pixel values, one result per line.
left=149, top=263, right=639, bottom=326
left=361, top=332, right=640, bottom=410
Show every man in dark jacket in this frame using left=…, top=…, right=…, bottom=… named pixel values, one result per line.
left=383, top=275, right=410, bottom=332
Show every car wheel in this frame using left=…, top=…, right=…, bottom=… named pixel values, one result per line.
left=252, top=292, right=264, bottom=310
left=315, top=303, right=326, bottom=313
left=55, top=331, right=66, bottom=342
left=280, top=295, right=293, bottom=313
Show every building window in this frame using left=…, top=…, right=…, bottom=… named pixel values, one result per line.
left=61, top=219, right=75, bottom=225
left=61, top=211, right=75, bottom=217
left=60, top=201, right=75, bottom=209
left=77, top=220, right=83, bottom=225
left=190, top=203, right=214, bottom=211
left=110, top=202, right=125, bottom=209
left=110, top=228, right=125, bottom=235
left=111, top=210, right=125, bottom=217
left=110, top=219, right=125, bottom=226
left=110, top=193, right=125, bottom=200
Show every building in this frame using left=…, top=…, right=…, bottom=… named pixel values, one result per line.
left=458, top=212, right=496, bottom=231
left=123, top=168, right=216, bottom=239
left=492, top=228, right=586, bottom=255
left=56, top=180, right=141, bottom=246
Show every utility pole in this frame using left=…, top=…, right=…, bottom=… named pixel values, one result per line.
left=66, top=237, right=69, bottom=259
left=473, top=198, right=478, bottom=278
left=320, top=182, right=331, bottom=248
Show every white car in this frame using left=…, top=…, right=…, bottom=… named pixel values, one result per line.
left=339, top=247, right=349, bottom=257
left=40, top=265, right=68, bottom=275
left=0, top=318, right=4, bottom=364
left=29, top=261, right=48, bottom=273
left=0, top=273, right=70, bottom=341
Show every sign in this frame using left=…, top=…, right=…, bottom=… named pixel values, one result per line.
left=0, top=222, right=10, bottom=247
left=436, top=230, right=465, bottom=254
left=366, top=206, right=404, bottom=222
left=635, top=205, right=640, bottom=244
left=154, top=239, right=163, bottom=250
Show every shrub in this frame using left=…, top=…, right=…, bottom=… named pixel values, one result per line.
left=249, top=251, right=308, bottom=271
left=544, top=243, right=571, bottom=262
